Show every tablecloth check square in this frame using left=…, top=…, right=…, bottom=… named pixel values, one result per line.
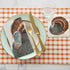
left=0, top=8, right=70, bottom=64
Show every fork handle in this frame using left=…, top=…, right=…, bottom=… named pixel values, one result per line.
left=37, top=34, right=46, bottom=52
left=30, top=34, right=41, bottom=56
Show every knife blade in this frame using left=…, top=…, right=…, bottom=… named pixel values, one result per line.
left=29, top=12, right=39, bottom=34
left=29, top=12, right=46, bottom=52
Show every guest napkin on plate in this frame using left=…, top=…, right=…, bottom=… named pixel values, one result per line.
left=3, top=17, right=34, bottom=58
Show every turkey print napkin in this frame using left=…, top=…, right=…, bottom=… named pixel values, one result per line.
left=4, top=17, right=34, bottom=58
left=48, top=14, right=70, bottom=37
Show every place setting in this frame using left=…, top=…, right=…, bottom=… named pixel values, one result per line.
left=0, top=1, right=70, bottom=64
left=1, top=11, right=46, bottom=59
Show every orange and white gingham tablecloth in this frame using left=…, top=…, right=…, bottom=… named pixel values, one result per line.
left=0, top=8, right=70, bottom=64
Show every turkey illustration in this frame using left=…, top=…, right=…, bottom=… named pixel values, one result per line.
left=49, top=17, right=69, bottom=35
left=11, top=17, right=34, bottom=58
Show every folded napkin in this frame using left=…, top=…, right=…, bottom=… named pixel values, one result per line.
left=4, top=17, right=34, bottom=58
left=48, top=14, right=70, bottom=37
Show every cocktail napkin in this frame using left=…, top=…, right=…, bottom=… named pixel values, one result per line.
left=48, top=14, right=70, bottom=37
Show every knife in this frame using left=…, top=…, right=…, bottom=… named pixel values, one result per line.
left=29, top=12, right=46, bottom=52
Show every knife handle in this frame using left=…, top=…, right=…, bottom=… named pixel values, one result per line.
left=30, top=34, right=41, bottom=56
left=37, top=34, right=46, bottom=52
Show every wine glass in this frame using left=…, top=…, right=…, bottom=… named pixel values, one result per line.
left=42, top=0, right=56, bottom=21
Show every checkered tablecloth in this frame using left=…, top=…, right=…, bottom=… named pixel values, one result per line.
left=0, top=8, right=70, bottom=64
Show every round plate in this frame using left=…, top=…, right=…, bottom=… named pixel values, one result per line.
left=1, top=14, right=46, bottom=59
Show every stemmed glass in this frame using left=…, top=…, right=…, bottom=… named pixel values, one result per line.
left=42, top=0, right=56, bottom=21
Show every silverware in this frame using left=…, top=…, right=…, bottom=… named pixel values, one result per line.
left=26, top=23, right=41, bottom=56
left=7, top=38, right=11, bottom=47
left=29, top=12, right=46, bottom=52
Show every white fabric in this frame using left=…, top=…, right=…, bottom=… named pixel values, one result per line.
left=0, top=0, right=70, bottom=8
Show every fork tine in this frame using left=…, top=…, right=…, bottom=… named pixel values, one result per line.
left=26, top=23, right=32, bottom=33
